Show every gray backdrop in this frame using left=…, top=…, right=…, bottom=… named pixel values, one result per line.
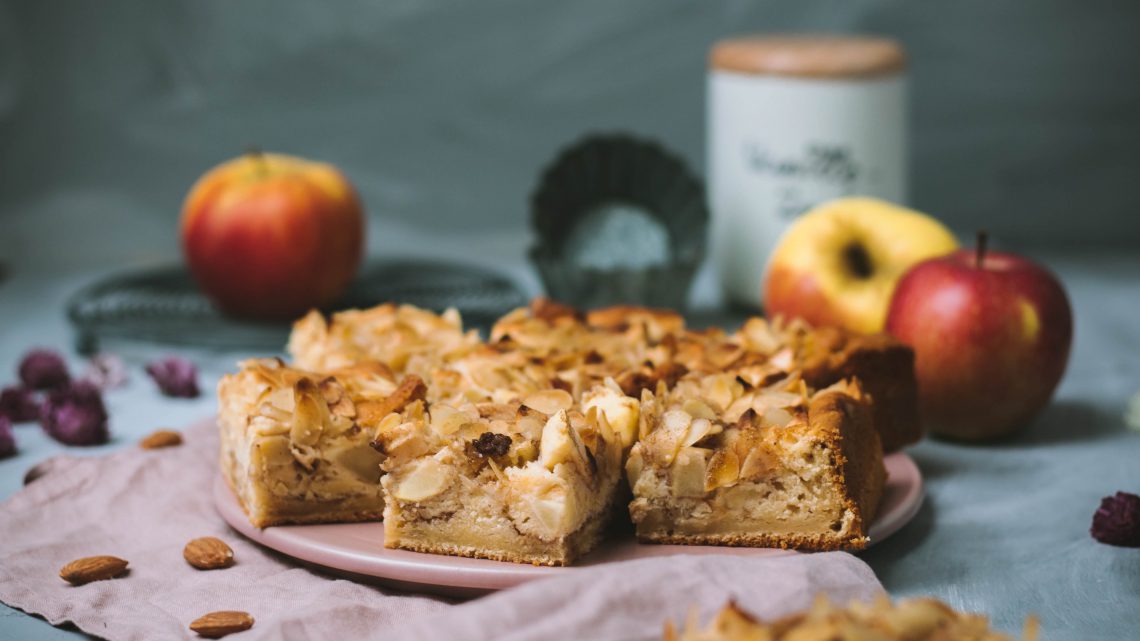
left=2, top=0, right=1139, bottom=269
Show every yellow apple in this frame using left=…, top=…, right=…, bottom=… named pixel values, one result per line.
left=762, top=197, right=958, bottom=334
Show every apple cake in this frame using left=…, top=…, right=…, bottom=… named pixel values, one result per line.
left=666, top=597, right=1038, bottom=641
left=626, top=374, right=885, bottom=550
left=217, top=298, right=905, bottom=563
left=218, top=357, right=399, bottom=527
left=371, top=386, right=626, bottom=566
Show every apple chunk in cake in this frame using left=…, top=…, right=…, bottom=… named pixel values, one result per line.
left=626, top=374, right=885, bottom=550
left=218, top=358, right=409, bottom=527
left=372, top=387, right=626, bottom=566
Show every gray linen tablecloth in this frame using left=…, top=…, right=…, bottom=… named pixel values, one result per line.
left=1, top=217, right=1138, bottom=639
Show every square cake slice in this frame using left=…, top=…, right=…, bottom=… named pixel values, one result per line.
left=733, top=317, right=920, bottom=452
left=626, top=373, right=885, bottom=550
left=372, top=386, right=626, bottom=566
left=218, top=358, right=396, bottom=527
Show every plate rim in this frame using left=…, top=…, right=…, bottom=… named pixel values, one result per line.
left=215, top=451, right=924, bottom=591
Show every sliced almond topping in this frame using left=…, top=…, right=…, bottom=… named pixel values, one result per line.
left=681, top=398, right=717, bottom=421
left=522, top=388, right=574, bottom=415
left=706, top=342, right=745, bottom=369
left=318, top=377, right=357, bottom=418
left=740, top=446, right=777, bottom=481
left=705, top=374, right=740, bottom=412
left=759, top=389, right=804, bottom=409
left=739, top=317, right=781, bottom=353
left=653, top=410, right=693, bottom=466
left=705, top=448, right=741, bottom=491
left=762, top=407, right=795, bottom=428
left=566, top=420, right=597, bottom=478
left=769, top=347, right=795, bottom=371
left=356, top=375, right=427, bottom=427
left=724, top=393, right=756, bottom=424
left=290, top=378, right=326, bottom=448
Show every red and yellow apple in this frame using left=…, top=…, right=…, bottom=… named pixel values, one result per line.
left=885, top=235, right=1073, bottom=441
left=181, top=151, right=365, bottom=320
left=763, top=197, right=959, bottom=334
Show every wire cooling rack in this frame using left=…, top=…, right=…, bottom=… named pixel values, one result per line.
left=67, top=260, right=529, bottom=354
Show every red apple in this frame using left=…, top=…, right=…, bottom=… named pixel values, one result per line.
left=885, top=234, right=1072, bottom=440
left=181, top=151, right=365, bottom=320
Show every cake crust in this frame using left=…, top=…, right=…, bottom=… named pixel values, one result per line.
left=217, top=358, right=395, bottom=528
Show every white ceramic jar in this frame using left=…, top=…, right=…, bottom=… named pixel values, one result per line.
left=707, top=36, right=908, bottom=308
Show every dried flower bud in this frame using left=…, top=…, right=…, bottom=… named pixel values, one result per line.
left=18, top=349, right=70, bottom=390
left=145, top=357, right=200, bottom=398
left=0, top=416, right=16, bottom=458
left=82, top=353, right=128, bottom=390
left=472, top=432, right=512, bottom=458
left=1091, top=491, right=1140, bottom=547
left=41, top=382, right=110, bottom=446
left=0, top=386, right=40, bottom=423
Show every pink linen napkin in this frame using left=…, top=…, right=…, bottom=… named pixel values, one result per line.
left=0, top=419, right=883, bottom=641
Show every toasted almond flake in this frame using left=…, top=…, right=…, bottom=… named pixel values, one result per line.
left=769, top=347, right=795, bottom=371
left=522, top=388, right=574, bottom=415
left=290, top=379, right=326, bottom=447
left=681, top=398, right=717, bottom=421
left=762, top=407, right=795, bottom=428
left=740, top=446, right=776, bottom=480
left=682, top=417, right=718, bottom=448
left=759, top=390, right=804, bottom=409
left=705, top=448, right=741, bottom=491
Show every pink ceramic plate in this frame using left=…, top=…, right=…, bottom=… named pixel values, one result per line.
left=216, top=452, right=923, bottom=595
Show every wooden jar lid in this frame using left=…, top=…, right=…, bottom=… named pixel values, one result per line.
left=710, top=35, right=906, bottom=78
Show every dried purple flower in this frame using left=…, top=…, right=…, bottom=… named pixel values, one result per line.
left=1091, top=491, right=1140, bottom=547
left=40, top=381, right=110, bottom=446
left=81, top=353, right=128, bottom=390
left=18, top=349, right=70, bottom=390
left=145, top=356, right=200, bottom=398
left=0, top=386, right=40, bottom=423
left=0, top=416, right=15, bottom=458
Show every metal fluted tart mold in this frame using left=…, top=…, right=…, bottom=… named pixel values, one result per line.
left=529, top=133, right=708, bottom=309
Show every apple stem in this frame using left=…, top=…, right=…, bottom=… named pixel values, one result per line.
left=246, top=145, right=268, bottom=178
left=976, top=230, right=988, bottom=269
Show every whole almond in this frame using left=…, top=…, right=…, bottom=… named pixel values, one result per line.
left=140, top=429, right=183, bottom=449
left=59, top=555, right=129, bottom=585
left=189, top=611, right=254, bottom=638
left=183, top=537, right=235, bottom=570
